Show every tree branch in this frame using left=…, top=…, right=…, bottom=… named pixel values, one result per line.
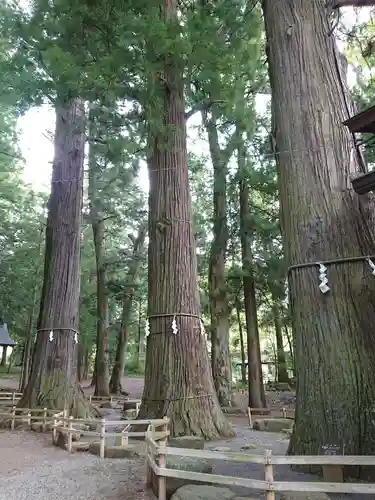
left=332, top=0, right=375, bottom=7
left=185, top=99, right=225, bottom=121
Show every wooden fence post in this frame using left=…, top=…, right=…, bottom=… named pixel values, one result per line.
left=43, top=408, right=47, bottom=432
left=27, top=411, right=31, bottom=429
left=11, top=405, right=15, bottom=431
left=12, top=392, right=15, bottom=406
left=63, top=408, right=68, bottom=427
left=52, top=415, right=57, bottom=443
left=281, top=407, right=286, bottom=418
left=100, top=418, right=106, bottom=458
left=247, top=407, right=252, bottom=428
left=89, top=395, right=92, bottom=404
left=121, top=427, right=129, bottom=447
left=67, top=416, right=73, bottom=453
left=145, top=427, right=152, bottom=487
left=265, top=449, right=275, bottom=500
left=158, top=440, right=167, bottom=500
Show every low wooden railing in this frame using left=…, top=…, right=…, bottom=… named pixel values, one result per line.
left=145, top=431, right=375, bottom=500
left=0, top=406, right=64, bottom=431
left=0, top=392, right=22, bottom=407
left=247, top=407, right=295, bottom=426
left=54, top=416, right=169, bottom=458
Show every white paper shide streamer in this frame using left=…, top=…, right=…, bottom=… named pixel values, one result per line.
left=49, top=330, right=54, bottom=342
left=145, top=319, right=150, bottom=338
left=74, top=332, right=78, bottom=344
left=200, top=319, right=205, bottom=336
left=367, top=258, right=375, bottom=276
left=172, top=315, right=178, bottom=335
left=318, top=263, right=330, bottom=294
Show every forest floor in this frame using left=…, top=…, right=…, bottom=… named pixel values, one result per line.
left=0, top=377, right=371, bottom=500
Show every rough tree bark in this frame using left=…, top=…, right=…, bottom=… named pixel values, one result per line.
left=137, top=0, right=234, bottom=438
left=109, top=225, right=146, bottom=394
left=18, top=98, right=95, bottom=417
left=238, top=143, right=266, bottom=410
left=263, top=0, right=375, bottom=458
left=204, top=110, right=234, bottom=407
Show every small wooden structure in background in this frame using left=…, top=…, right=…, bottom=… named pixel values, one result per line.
left=0, top=321, right=15, bottom=365
left=343, top=104, right=375, bottom=194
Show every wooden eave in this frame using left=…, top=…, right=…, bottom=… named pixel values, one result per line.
left=343, top=105, right=375, bottom=134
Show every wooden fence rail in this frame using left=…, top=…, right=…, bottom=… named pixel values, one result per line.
left=54, top=416, right=169, bottom=458
left=145, top=431, right=375, bottom=500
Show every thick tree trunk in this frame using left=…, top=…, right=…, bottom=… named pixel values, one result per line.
left=109, top=226, right=146, bottom=394
left=238, top=145, right=266, bottom=410
left=1, top=346, right=7, bottom=366
left=92, top=218, right=110, bottom=397
left=17, top=99, right=95, bottom=417
left=263, top=0, right=375, bottom=459
left=138, top=0, right=233, bottom=439
left=205, top=113, right=232, bottom=406
left=273, top=301, right=289, bottom=384
left=235, top=299, right=247, bottom=384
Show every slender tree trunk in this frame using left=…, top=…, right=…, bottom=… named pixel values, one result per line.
left=20, top=225, right=43, bottom=392
left=18, top=98, right=95, bottom=417
left=0, top=346, right=7, bottom=366
left=284, top=326, right=296, bottom=377
left=109, top=226, right=146, bottom=394
left=88, top=110, right=110, bottom=397
left=235, top=299, right=247, bottom=384
left=238, top=143, right=266, bottom=410
left=138, top=0, right=233, bottom=439
left=92, top=218, right=110, bottom=397
left=273, top=300, right=289, bottom=384
left=77, top=343, right=88, bottom=383
left=205, top=113, right=232, bottom=406
left=263, top=0, right=375, bottom=459
left=135, top=297, right=143, bottom=368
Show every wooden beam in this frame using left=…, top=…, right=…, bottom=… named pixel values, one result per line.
left=332, top=0, right=375, bottom=7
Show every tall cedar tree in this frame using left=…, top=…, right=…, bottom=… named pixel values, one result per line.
left=18, top=99, right=94, bottom=416
left=110, top=225, right=147, bottom=394
left=88, top=109, right=110, bottom=397
left=237, top=138, right=266, bottom=408
left=263, top=0, right=375, bottom=460
left=138, top=0, right=234, bottom=438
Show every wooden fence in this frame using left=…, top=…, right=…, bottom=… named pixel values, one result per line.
left=0, top=405, right=64, bottom=431
left=145, top=430, right=375, bottom=500
left=247, top=407, right=295, bottom=427
left=54, top=415, right=169, bottom=458
left=0, top=392, right=22, bottom=407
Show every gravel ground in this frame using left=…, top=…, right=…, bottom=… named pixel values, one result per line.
left=0, top=431, right=153, bottom=500
left=0, top=378, right=372, bottom=500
